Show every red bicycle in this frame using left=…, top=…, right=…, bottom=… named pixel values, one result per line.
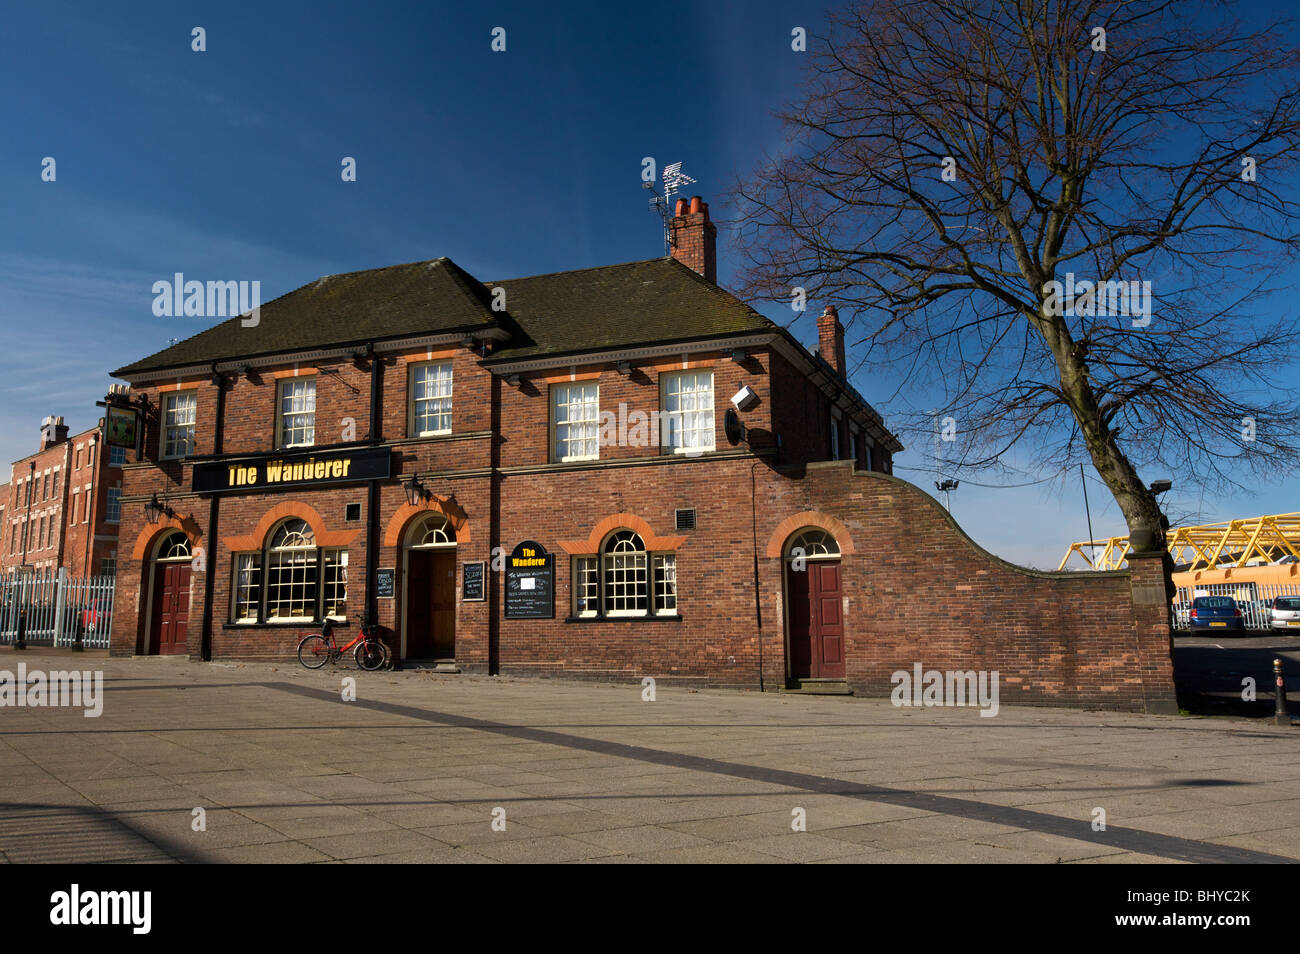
left=297, top=615, right=389, bottom=671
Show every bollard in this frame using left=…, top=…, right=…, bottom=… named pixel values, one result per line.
left=1274, top=658, right=1291, bottom=727
left=14, top=606, right=26, bottom=650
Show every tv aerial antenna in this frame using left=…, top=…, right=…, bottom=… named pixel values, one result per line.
left=644, top=161, right=696, bottom=256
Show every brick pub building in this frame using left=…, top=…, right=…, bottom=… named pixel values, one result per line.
left=1, top=415, right=122, bottom=578
left=109, top=198, right=1177, bottom=712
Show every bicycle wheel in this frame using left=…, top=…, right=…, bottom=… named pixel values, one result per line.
left=298, top=634, right=331, bottom=669
left=355, top=638, right=388, bottom=672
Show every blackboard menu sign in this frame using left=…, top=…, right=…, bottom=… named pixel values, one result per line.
left=375, top=568, right=395, bottom=599
left=462, top=561, right=486, bottom=602
left=504, top=541, right=554, bottom=619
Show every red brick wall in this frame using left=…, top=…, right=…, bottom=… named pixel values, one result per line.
left=497, top=352, right=774, bottom=467
left=0, top=425, right=119, bottom=578
left=109, top=339, right=1173, bottom=713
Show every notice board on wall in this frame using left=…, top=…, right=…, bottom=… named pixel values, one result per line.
left=504, top=541, right=553, bottom=619
left=462, top=561, right=486, bottom=602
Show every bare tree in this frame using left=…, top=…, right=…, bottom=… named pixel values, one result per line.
left=731, top=0, right=1300, bottom=546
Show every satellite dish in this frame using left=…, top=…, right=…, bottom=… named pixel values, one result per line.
left=724, top=408, right=743, bottom=446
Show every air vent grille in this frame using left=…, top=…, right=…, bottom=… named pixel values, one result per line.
left=675, top=508, right=697, bottom=531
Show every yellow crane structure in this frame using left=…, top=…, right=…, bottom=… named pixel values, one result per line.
left=1059, top=512, right=1300, bottom=572
left=1061, top=513, right=1300, bottom=626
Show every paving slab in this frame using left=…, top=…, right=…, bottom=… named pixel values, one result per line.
left=2, top=649, right=1297, bottom=864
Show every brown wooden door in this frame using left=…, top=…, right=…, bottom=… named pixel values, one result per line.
left=405, top=550, right=434, bottom=659
left=149, top=562, right=190, bottom=655
left=431, top=551, right=456, bottom=659
left=405, top=550, right=456, bottom=660
left=787, top=560, right=844, bottom=679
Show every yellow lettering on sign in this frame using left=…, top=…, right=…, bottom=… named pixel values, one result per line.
left=342, top=460, right=351, bottom=477
left=267, top=462, right=283, bottom=482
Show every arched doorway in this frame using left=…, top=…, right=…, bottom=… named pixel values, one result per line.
left=402, top=513, right=457, bottom=661
left=784, top=528, right=844, bottom=682
left=146, top=530, right=193, bottom=655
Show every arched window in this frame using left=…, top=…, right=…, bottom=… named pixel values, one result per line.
left=572, top=529, right=677, bottom=618
left=230, top=518, right=348, bottom=624
left=409, top=513, right=456, bottom=548
left=266, top=520, right=317, bottom=621
left=156, top=530, right=192, bottom=562
left=787, top=528, right=840, bottom=561
left=604, top=531, right=647, bottom=615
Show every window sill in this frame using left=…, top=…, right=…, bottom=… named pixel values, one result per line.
left=564, top=614, right=681, bottom=623
left=223, top=620, right=351, bottom=630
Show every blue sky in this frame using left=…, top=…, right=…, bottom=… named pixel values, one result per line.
left=2, top=0, right=1296, bottom=569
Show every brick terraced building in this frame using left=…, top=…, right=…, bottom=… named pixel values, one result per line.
left=1, top=415, right=123, bottom=578
left=108, top=198, right=1177, bottom=711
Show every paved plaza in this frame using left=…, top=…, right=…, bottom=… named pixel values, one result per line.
left=1, top=649, right=1298, bottom=864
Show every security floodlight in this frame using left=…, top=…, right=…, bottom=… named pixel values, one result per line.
left=1150, top=479, right=1172, bottom=495
left=731, top=385, right=758, bottom=411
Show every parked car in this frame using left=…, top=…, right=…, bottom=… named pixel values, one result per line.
left=1189, top=596, right=1245, bottom=634
left=1270, top=596, right=1300, bottom=631
left=79, top=599, right=111, bottom=634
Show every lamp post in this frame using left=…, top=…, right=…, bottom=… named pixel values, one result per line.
left=935, top=479, right=959, bottom=512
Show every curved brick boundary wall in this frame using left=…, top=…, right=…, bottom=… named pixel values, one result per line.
left=766, top=462, right=1178, bottom=714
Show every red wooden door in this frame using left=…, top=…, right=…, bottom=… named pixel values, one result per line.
left=149, top=563, right=190, bottom=655
left=810, top=563, right=845, bottom=678
left=787, top=560, right=844, bottom=679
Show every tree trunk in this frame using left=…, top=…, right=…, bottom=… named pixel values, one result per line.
left=1035, top=309, right=1165, bottom=546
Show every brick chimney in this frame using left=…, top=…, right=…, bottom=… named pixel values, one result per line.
left=817, top=306, right=846, bottom=378
left=39, top=415, right=69, bottom=451
left=669, top=196, right=717, bottom=284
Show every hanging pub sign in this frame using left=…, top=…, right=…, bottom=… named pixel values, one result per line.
left=105, top=404, right=139, bottom=450
left=504, top=541, right=554, bottom=619
left=192, top=446, right=391, bottom=494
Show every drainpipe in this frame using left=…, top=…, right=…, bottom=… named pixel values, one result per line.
left=751, top=460, right=764, bottom=692
left=365, top=343, right=381, bottom=629
left=199, top=364, right=226, bottom=661
left=83, top=433, right=98, bottom=578
left=489, top=371, right=501, bottom=675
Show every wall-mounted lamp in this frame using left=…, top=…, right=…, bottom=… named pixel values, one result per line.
left=505, top=374, right=520, bottom=387
left=403, top=475, right=428, bottom=507
left=144, top=493, right=175, bottom=525
left=730, top=349, right=747, bottom=364
left=616, top=361, right=631, bottom=375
